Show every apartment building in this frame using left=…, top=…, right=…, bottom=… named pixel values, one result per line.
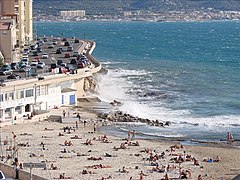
left=60, top=10, right=85, bottom=18
left=0, top=19, right=17, bottom=63
left=0, top=0, right=33, bottom=63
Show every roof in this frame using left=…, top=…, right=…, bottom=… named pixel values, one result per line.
left=61, top=88, right=77, bottom=93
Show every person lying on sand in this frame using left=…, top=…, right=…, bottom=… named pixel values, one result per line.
left=100, top=175, right=112, bottom=180
left=119, top=166, right=129, bottom=173
left=58, top=173, right=72, bottom=179
left=81, top=169, right=97, bottom=174
left=18, top=142, right=30, bottom=147
left=50, top=163, right=57, bottom=170
left=193, top=158, right=200, bottom=166
left=64, top=140, right=73, bottom=146
left=84, top=139, right=93, bottom=145
left=77, top=153, right=89, bottom=156
left=59, top=133, right=64, bottom=136
left=151, top=164, right=165, bottom=173
left=128, top=141, right=140, bottom=146
left=104, top=153, right=117, bottom=157
left=70, top=135, right=81, bottom=139
left=203, top=156, right=221, bottom=163
left=20, top=133, right=32, bottom=136
left=87, top=157, right=103, bottom=161
left=44, top=127, right=54, bottom=131
left=85, top=164, right=112, bottom=169
left=140, top=171, right=148, bottom=180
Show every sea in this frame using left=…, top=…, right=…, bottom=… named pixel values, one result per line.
left=36, top=20, right=240, bottom=142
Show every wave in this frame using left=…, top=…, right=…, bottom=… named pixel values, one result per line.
left=96, top=67, right=240, bottom=130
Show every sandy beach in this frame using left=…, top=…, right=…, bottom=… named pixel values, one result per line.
left=0, top=105, right=240, bottom=180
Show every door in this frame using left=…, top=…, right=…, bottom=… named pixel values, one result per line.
left=69, top=95, right=75, bottom=105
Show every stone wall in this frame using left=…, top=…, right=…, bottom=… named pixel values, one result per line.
left=0, top=163, right=47, bottom=180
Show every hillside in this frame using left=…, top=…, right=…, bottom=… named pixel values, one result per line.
left=33, top=0, right=240, bottom=16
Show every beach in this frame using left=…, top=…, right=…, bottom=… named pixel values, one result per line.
left=1, top=103, right=239, bottom=180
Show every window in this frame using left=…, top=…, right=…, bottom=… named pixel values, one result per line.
left=0, top=94, right=3, bottom=102
left=40, top=85, right=48, bottom=95
left=5, top=92, right=14, bottom=101
left=16, top=90, right=24, bottom=99
left=36, top=86, right=40, bottom=96
left=25, top=89, right=33, bottom=97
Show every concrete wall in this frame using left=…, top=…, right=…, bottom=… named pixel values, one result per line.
left=0, top=163, right=47, bottom=180
left=73, top=78, right=85, bottom=98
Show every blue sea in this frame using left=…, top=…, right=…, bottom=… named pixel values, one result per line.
left=36, top=21, right=240, bottom=141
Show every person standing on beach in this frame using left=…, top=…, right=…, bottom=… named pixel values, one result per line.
left=84, top=120, right=86, bottom=127
left=77, top=113, right=81, bottom=121
left=93, top=123, right=96, bottom=133
left=76, top=121, right=78, bottom=129
left=14, top=157, right=20, bottom=179
left=131, top=130, right=135, bottom=140
left=227, top=132, right=234, bottom=144
left=63, top=110, right=66, bottom=118
left=128, top=130, right=131, bottom=140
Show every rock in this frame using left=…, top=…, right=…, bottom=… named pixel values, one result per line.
left=165, top=121, right=171, bottom=126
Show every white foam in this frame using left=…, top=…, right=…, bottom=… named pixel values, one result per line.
left=96, top=68, right=240, bottom=129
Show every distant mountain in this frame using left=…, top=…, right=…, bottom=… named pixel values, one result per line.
left=33, top=0, right=240, bottom=16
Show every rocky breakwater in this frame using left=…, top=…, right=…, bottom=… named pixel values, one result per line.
left=99, top=110, right=171, bottom=127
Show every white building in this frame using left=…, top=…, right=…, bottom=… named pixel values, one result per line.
left=0, top=75, right=82, bottom=124
left=60, top=10, right=85, bottom=18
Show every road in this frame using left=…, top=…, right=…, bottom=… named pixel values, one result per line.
left=0, top=37, right=84, bottom=81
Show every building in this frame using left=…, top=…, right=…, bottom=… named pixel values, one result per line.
left=123, top=11, right=132, bottom=17
left=0, top=19, right=17, bottom=63
left=60, top=10, right=85, bottom=18
left=0, top=74, right=82, bottom=124
left=0, top=0, right=33, bottom=63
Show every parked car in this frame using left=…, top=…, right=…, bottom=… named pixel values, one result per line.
left=23, top=48, right=30, bottom=54
left=43, top=37, right=48, bottom=42
left=64, top=41, right=70, bottom=46
left=57, top=59, right=63, bottom=65
left=21, top=58, right=29, bottom=65
left=60, top=63, right=67, bottom=67
left=22, top=52, right=29, bottom=57
left=42, top=53, right=48, bottom=59
left=56, top=48, right=63, bottom=54
left=19, top=64, right=31, bottom=72
left=36, top=40, right=44, bottom=46
left=74, top=39, right=80, bottom=43
left=30, top=44, right=38, bottom=50
left=36, top=62, right=45, bottom=68
left=36, top=47, right=42, bottom=52
left=70, top=59, right=77, bottom=65
left=7, top=74, right=21, bottom=79
left=64, top=53, right=70, bottom=58
left=52, top=40, right=58, bottom=45
left=73, top=52, right=79, bottom=57
left=32, top=51, right=38, bottom=56
left=77, top=62, right=86, bottom=68
left=0, top=170, right=6, bottom=179
left=0, top=67, right=13, bottom=75
left=10, top=62, right=19, bottom=70
left=48, top=44, right=54, bottom=49
left=67, top=46, right=73, bottom=51
left=50, top=63, right=57, bottom=69
left=30, top=60, right=38, bottom=66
